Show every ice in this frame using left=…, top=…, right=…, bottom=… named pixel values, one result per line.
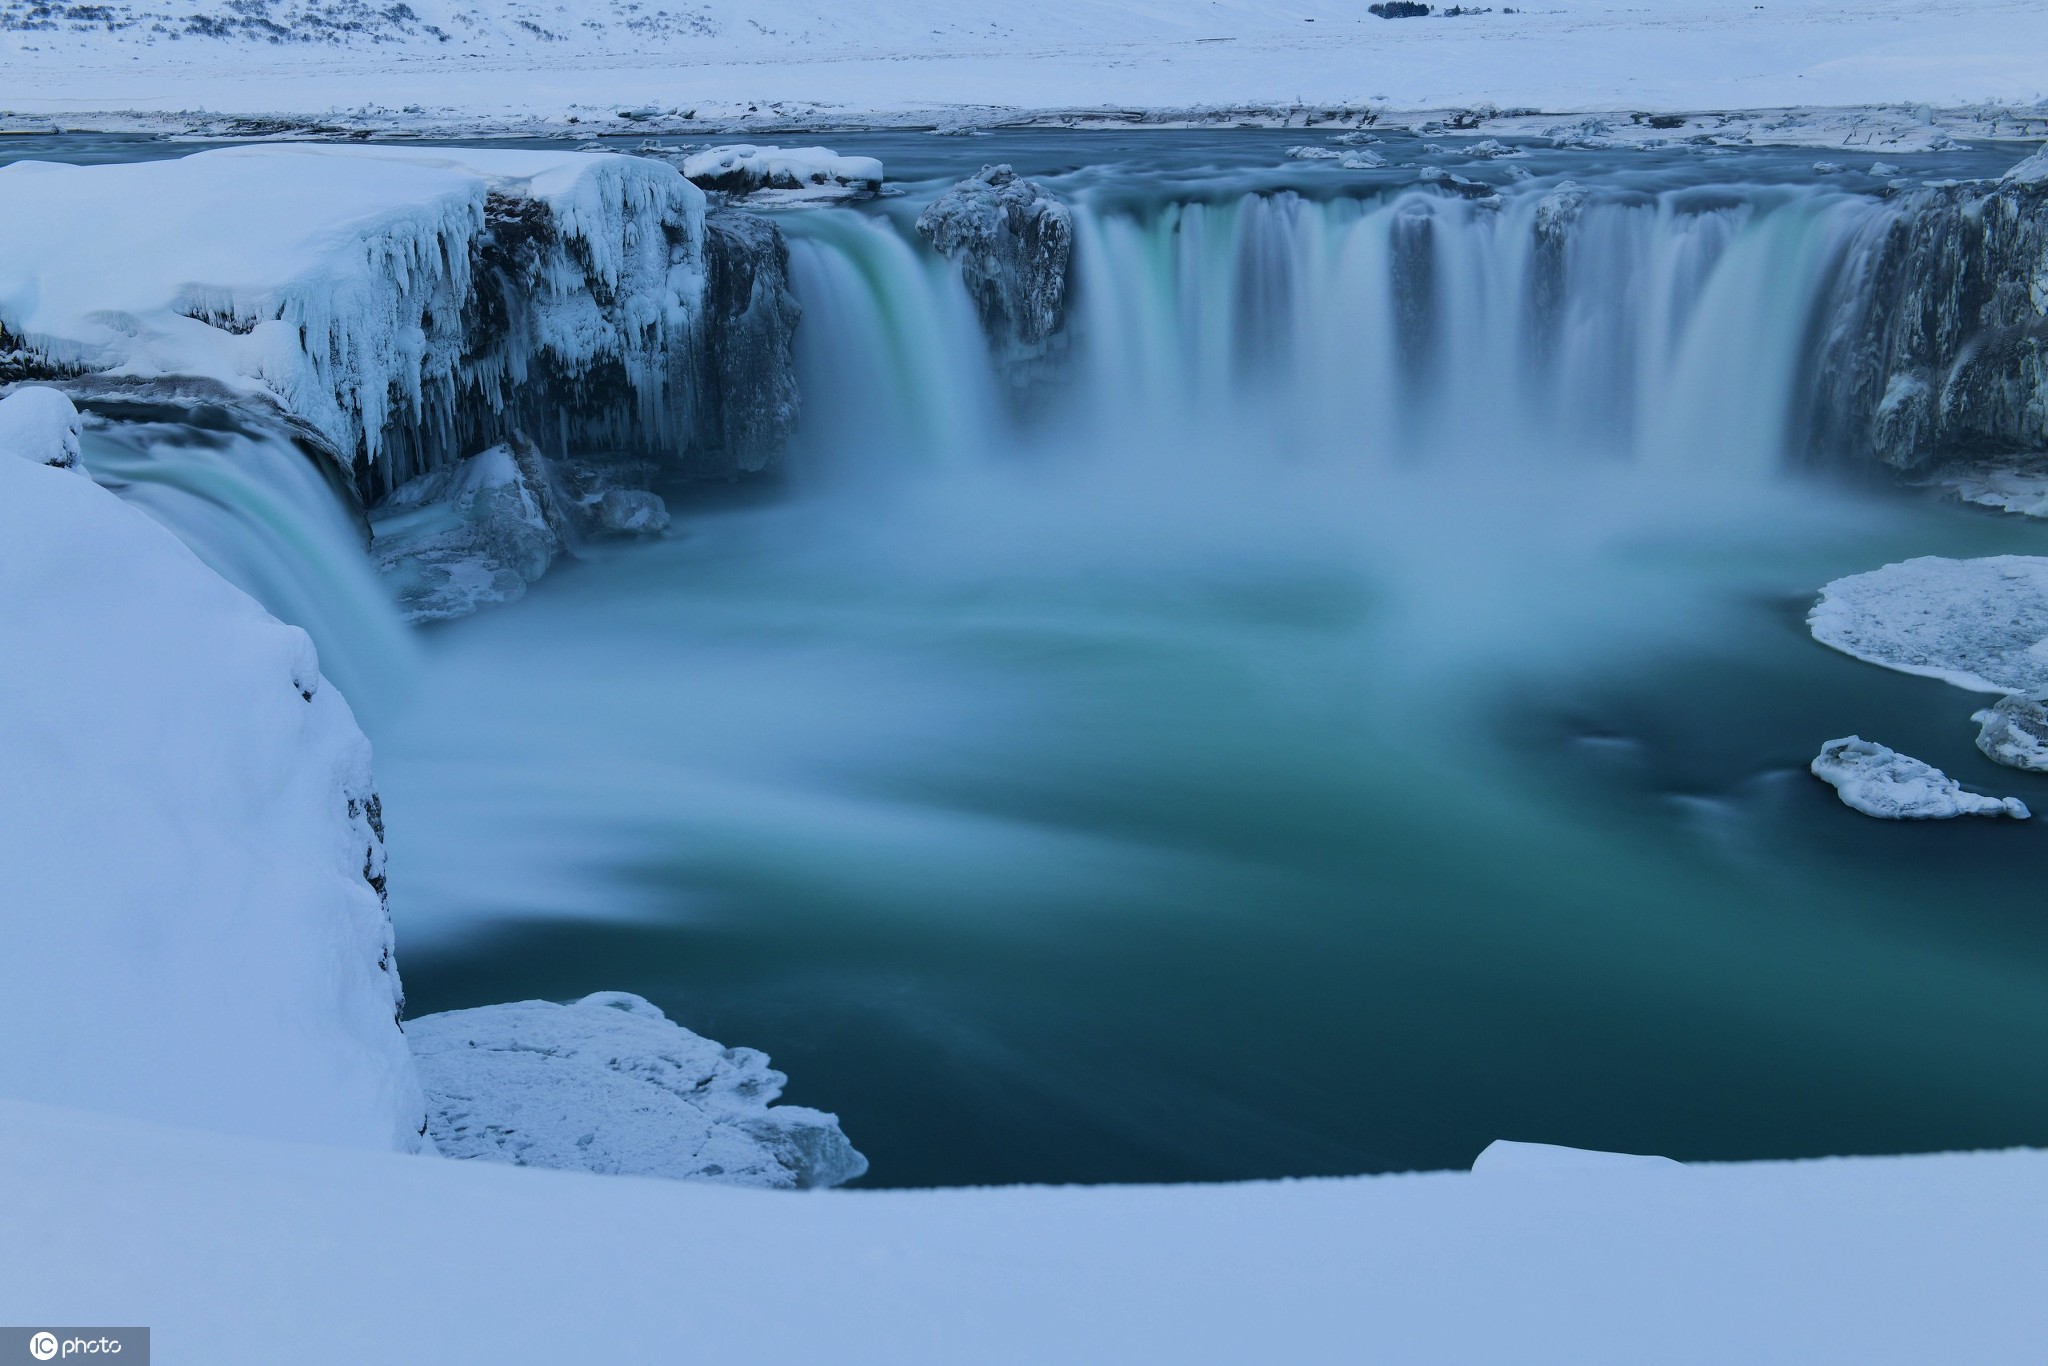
left=0, top=145, right=710, bottom=499
left=1285, top=145, right=1344, bottom=160
left=0, top=385, right=84, bottom=470
left=1973, top=695, right=2048, bottom=771
left=1942, top=466, right=2048, bottom=519
left=1472, top=1140, right=1684, bottom=1174
left=1809, top=556, right=2048, bottom=695
left=370, top=437, right=567, bottom=623
left=915, top=164, right=1074, bottom=362
left=409, top=991, right=868, bottom=1189
left=1809, top=736, right=2029, bottom=820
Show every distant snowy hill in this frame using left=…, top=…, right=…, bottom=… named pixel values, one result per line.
left=3, top=0, right=2046, bottom=134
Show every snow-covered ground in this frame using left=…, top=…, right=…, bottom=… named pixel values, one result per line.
left=2, top=0, right=2046, bottom=139
left=4, top=1095, right=2045, bottom=1363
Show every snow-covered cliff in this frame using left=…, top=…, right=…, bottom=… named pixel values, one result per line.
left=0, top=145, right=796, bottom=502
left=0, top=385, right=426, bottom=1150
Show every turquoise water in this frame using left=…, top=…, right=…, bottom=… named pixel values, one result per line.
left=48, top=131, right=2048, bottom=1185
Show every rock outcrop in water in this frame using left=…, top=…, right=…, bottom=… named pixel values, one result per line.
left=409, top=992, right=868, bottom=1189
left=1974, top=693, right=2048, bottom=770
left=694, top=207, right=802, bottom=477
left=916, top=164, right=1074, bottom=376
left=1816, top=146, right=2048, bottom=473
left=1810, top=736, right=2029, bottom=820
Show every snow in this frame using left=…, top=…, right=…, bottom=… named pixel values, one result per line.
left=410, top=991, right=866, bottom=1189
left=680, top=144, right=885, bottom=201
left=0, top=145, right=706, bottom=489
left=0, top=401, right=425, bottom=1150
left=3, top=1, right=2047, bottom=141
left=1810, top=736, right=2029, bottom=820
left=1472, top=1139, right=1683, bottom=1174
left=0, top=384, right=83, bottom=469
left=1974, top=695, right=2048, bottom=771
left=1809, top=556, right=2048, bottom=695
left=1944, top=466, right=2048, bottom=519
left=2, top=1095, right=2045, bottom=1364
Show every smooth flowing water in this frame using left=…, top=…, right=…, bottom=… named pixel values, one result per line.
left=48, top=130, right=2048, bottom=1185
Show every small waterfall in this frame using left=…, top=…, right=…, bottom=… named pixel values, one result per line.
left=80, top=412, right=417, bottom=723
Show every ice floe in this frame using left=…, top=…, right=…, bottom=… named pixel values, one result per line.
left=1809, top=736, right=2029, bottom=820
left=1973, top=694, right=2048, bottom=772
left=1808, top=555, right=2048, bottom=695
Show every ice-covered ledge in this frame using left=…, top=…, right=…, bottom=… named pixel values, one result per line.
left=0, top=144, right=796, bottom=502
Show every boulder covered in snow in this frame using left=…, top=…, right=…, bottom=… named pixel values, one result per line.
left=1973, top=694, right=2048, bottom=770
left=0, top=385, right=85, bottom=470
left=680, top=144, right=884, bottom=201
left=0, top=422, right=426, bottom=1149
left=409, top=992, right=868, bottom=1189
left=1810, top=736, right=2029, bottom=820
left=1809, top=555, right=2048, bottom=695
left=916, top=164, right=1075, bottom=364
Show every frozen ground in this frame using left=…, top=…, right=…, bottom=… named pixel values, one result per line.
left=4, top=1096, right=2045, bottom=1364
left=2, top=0, right=2046, bottom=141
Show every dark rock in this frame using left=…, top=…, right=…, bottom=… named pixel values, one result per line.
left=916, top=164, right=1075, bottom=376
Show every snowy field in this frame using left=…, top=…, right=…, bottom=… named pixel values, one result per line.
left=6, top=1096, right=2047, bottom=1363
left=2, top=0, right=2047, bottom=137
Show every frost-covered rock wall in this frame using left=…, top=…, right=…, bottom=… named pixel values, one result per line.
left=0, top=145, right=800, bottom=504
left=1815, top=147, right=2048, bottom=472
left=916, top=164, right=1074, bottom=379
left=0, top=385, right=427, bottom=1151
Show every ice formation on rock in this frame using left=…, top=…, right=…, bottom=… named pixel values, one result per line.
left=0, top=422, right=425, bottom=1149
left=680, top=144, right=884, bottom=200
left=1809, top=555, right=2048, bottom=695
left=916, top=164, right=1075, bottom=369
left=0, top=386, right=85, bottom=470
left=1941, top=465, right=2048, bottom=518
left=695, top=207, right=802, bottom=475
left=1973, top=694, right=2048, bottom=771
left=1814, top=144, right=2048, bottom=472
left=409, top=992, right=868, bottom=1188
left=0, top=146, right=799, bottom=503
left=1810, top=736, right=2029, bottom=820
left=372, top=432, right=671, bottom=622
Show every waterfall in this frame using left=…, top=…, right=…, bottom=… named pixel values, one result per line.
left=79, top=410, right=418, bottom=724
left=778, top=180, right=1895, bottom=483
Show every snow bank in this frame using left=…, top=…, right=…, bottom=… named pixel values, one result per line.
left=1809, top=556, right=2048, bottom=695
left=0, top=385, right=83, bottom=469
left=5, top=1095, right=2046, bottom=1364
left=410, top=992, right=866, bottom=1188
left=681, top=144, right=884, bottom=200
left=1810, top=736, right=2029, bottom=820
left=0, top=409, right=425, bottom=1150
left=0, top=145, right=712, bottom=498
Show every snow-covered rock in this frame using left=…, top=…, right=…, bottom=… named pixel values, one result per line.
left=0, top=145, right=765, bottom=501
left=0, top=421, right=425, bottom=1149
left=1941, top=464, right=2048, bottom=518
left=916, top=164, right=1075, bottom=368
left=1809, top=555, right=2048, bottom=694
left=1972, top=694, right=2048, bottom=771
left=592, top=487, right=672, bottom=535
left=1286, top=145, right=1343, bottom=161
left=409, top=992, right=867, bottom=1189
left=370, top=435, right=569, bottom=623
left=1809, top=736, right=2029, bottom=820
left=0, top=385, right=85, bottom=470
left=1340, top=150, right=1390, bottom=170
left=680, top=144, right=884, bottom=201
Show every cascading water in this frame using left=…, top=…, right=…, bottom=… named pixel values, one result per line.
left=44, top=133, right=2048, bottom=1187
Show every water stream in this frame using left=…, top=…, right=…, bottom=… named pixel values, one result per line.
left=39, top=130, right=2048, bottom=1185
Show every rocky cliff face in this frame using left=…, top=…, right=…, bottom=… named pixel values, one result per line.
left=916, top=164, right=1074, bottom=380
left=692, top=207, right=802, bottom=477
left=1815, top=148, right=2048, bottom=473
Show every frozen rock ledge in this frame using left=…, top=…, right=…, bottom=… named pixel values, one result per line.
left=1810, top=736, right=2029, bottom=820
left=916, top=164, right=1074, bottom=371
left=409, top=992, right=868, bottom=1189
left=1973, top=694, right=2048, bottom=772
